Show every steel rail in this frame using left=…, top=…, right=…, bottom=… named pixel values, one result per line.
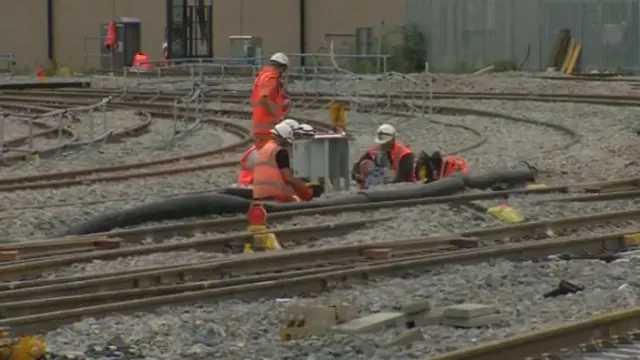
left=424, top=307, right=640, bottom=360
left=0, top=216, right=393, bottom=281
left=0, top=229, right=634, bottom=334
left=0, top=234, right=475, bottom=306
left=0, top=207, right=637, bottom=290
left=59, top=180, right=638, bottom=244
left=0, top=94, right=580, bottom=190
left=14, top=88, right=640, bottom=106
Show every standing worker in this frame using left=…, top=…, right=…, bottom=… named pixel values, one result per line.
left=250, top=52, right=290, bottom=149
left=352, top=124, right=415, bottom=189
left=252, top=122, right=314, bottom=203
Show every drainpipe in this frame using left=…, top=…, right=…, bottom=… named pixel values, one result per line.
left=299, top=0, right=306, bottom=66
left=46, top=0, right=54, bottom=60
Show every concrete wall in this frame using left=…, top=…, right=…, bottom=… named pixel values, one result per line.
left=0, top=0, right=405, bottom=72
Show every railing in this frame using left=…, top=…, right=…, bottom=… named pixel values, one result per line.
left=0, top=97, right=114, bottom=165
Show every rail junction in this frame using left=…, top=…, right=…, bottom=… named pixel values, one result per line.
left=0, top=65, right=638, bottom=359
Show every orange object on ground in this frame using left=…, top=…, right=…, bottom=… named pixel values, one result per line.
left=247, top=202, right=268, bottom=226
left=437, top=155, right=469, bottom=179
left=104, top=21, right=119, bottom=50
left=36, top=66, right=46, bottom=80
left=366, top=141, right=416, bottom=182
left=250, top=66, right=284, bottom=147
left=252, top=140, right=296, bottom=202
left=133, top=52, right=152, bottom=70
left=237, top=145, right=257, bottom=186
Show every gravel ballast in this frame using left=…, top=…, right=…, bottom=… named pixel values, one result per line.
left=44, top=258, right=640, bottom=359
left=5, top=75, right=639, bottom=357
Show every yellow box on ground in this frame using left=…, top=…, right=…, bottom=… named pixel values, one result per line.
left=623, top=233, right=640, bottom=247
left=487, top=204, right=524, bottom=223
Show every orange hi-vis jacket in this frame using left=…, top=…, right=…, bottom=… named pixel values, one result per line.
left=252, top=140, right=296, bottom=202
left=367, top=141, right=416, bottom=182
left=237, top=145, right=257, bottom=186
left=250, top=66, right=285, bottom=138
left=133, top=52, right=152, bottom=70
left=437, top=155, right=469, bottom=179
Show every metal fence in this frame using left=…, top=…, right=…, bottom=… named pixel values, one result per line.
left=406, top=0, right=640, bottom=72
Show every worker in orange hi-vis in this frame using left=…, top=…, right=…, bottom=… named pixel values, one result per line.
left=250, top=52, right=290, bottom=149
left=132, top=51, right=152, bottom=70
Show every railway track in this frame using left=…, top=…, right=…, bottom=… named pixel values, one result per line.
left=426, top=305, right=640, bottom=360
left=0, top=101, right=152, bottom=165
left=11, top=87, right=640, bottom=107
left=0, top=184, right=637, bottom=266
left=0, top=213, right=636, bottom=334
left=0, top=88, right=587, bottom=191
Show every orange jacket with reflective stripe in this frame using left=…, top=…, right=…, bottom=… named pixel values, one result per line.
left=250, top=66, right=284, bottom=135
left=367, top=141, right=416, bottom=182
left=237, top=145, right=257, bottom=186
left=437, top=156, right=469, bottom=179
left=133, top=53, right=151, bottom=69
left=252, top=140, right=295, bottom=202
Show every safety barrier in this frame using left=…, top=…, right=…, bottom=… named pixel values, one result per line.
left=0, top=96, right=114, bottom=165
left=168, top=86, right=205, bottom=148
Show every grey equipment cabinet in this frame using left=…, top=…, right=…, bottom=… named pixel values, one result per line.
left=291, top=134, right=351, bottom=191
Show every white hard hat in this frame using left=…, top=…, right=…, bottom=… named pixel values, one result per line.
left=271, top=122, right=294, bottom=143
left=297, top=124, right=315, bottom=135
left=162, top=42, right=168, bottom=49
left=282, top=118, right=300, bottom=130
left=374, top=124, right=396, bottom=144
left=269, top=52, right=289, bottom=66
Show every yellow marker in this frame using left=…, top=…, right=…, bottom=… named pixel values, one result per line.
left=329, top=101, right=347, bottom=132
left=9, top=336, right=47, bottom=360
left=487, top=204, right=525, bottom=223
left=248, top=224, right=282, bottom=251
left=623, top=234, right=640, bottom=247
left=526, top=183, right=548, bottom=189
left=25, top=153, right=39, bottom=165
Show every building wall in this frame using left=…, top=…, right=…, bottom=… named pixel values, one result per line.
left=0, top=0, right=48, bottom=71
left=53, top=0, right=166, bottom=71
left=0, top=0, right=404, bottom=72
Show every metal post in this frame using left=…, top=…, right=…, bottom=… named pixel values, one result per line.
left=89, top=107, right=95, bottom=141
left=426, top=62, right=433, bottom=115
left=27, top=115, right=34, bottom=151
left=56, top=112, right=63, bottom=154
left=0, top=112, right=5, bottom=160
left=102, top=101, right=108, bottom=136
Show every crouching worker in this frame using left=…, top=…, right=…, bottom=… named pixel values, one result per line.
left=415, top=150, right=469, bottom=182
left=252, top=122, right=314, bottom=202
left=352, top=124, right=415, bottom=189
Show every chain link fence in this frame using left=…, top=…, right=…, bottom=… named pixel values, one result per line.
left=406, top=0, right=640, bottom=72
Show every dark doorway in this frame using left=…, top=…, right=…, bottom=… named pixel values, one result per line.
left=165, top=0, right=213, bottom=59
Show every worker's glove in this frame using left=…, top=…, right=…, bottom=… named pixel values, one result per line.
left=306, top=182, right=325, bottom=198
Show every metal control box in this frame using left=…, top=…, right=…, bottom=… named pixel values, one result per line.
left=291, top=134, right=350, bottom=191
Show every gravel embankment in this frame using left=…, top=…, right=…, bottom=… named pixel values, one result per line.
left=211, top=71, right=640, bottom=96
left=429, top=100, right=639, bottom=181
left=44, top=258, right=640, bottom=359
